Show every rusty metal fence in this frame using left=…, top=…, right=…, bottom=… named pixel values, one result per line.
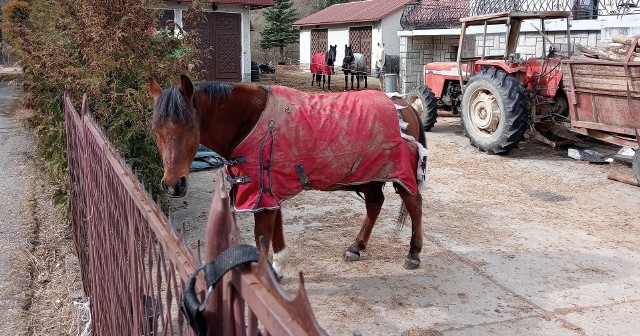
left=401, top=0, right=640, bottom=30
left=64, top=93, right=328, bottom=335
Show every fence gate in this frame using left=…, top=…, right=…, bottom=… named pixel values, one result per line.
left=349, top=26, right=372, bottom=70
left=311, top=29, right=328, bottom=59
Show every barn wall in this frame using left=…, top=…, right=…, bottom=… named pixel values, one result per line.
left=379, top=9, right=403, bottom=56
left=329, top=27, right=351, bottom=66
left=299, top=29, right=312, bottom=70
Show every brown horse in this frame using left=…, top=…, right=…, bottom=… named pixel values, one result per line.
left=149, top=75, right=427, bottom=279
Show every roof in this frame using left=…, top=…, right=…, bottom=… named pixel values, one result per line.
left=292, top=0, right=413, bottom=28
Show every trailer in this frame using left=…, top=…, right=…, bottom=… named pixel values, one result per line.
left=561, top=38, right=640, bottom=183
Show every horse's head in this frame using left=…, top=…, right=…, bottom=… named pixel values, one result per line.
left=149, top=75, right=200, bottom=197
left=342, top=44, right=354, bottom=70
left=326, top=45, right=337, bottom=66
left=376, top=42, right=386, bottom=69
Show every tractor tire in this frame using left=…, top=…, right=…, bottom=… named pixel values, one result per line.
left=633, top=150, right=640, bottom=184
left=461, top=67, right=528, bottom=154
left=406, top=85, right=438, bottom=131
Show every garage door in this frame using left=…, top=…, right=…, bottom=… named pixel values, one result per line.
left=311, top=29, right=328, bottom=58
left=349, top=26, right=372, bottom=70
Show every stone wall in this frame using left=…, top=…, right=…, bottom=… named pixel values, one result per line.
left=400, top=29, right=601, bottom=93
left=478, top=30, right=600, bottom=59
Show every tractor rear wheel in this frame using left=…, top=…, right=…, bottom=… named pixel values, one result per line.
left=633, top=150, right=640, bottom=183
left=406, top=85, right=438, bottom=131
left=461, top=67, right=528, bottom=154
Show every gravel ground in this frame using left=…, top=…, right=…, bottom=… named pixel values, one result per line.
left=169, top=66, right=640, bottom=336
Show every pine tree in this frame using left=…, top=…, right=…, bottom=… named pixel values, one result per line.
left=259, top=0, right=299, bottom=63
left=318, top=0, right=352, bottom=9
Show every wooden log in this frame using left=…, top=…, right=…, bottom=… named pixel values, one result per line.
left=608, top=172, right=640, bottom=187
left=576, top=43, right=640, bottom=62
left=612, top=35, right=640, bottom=47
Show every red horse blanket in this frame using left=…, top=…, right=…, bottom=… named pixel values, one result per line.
left=225, top=86, right=422, bottom=212
left=310, top=53, right=334, bottom=75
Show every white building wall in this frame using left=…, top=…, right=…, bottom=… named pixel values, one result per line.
left=299, top=29, right=312, bottom=70
left=329, top=27, right=351, bottom=66
left=380, top=10, right=404, bottom=56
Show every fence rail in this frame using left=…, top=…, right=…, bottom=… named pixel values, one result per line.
left=401, top=0, right=640, bottom=30
left=64, top=93, right=328, bottom=335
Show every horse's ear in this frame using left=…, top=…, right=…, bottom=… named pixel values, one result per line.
left=149, top=77, right=162, bottom=102
left=179, top=74, right=194, bottom=99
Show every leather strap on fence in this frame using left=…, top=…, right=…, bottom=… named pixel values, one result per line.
left=182, top=244, right=260, bottom=335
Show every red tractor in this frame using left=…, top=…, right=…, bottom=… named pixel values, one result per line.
left=407, top=11, right=573, bottom=154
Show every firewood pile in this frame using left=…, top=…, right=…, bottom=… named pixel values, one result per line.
left=576, top=35, right=640, bottom=62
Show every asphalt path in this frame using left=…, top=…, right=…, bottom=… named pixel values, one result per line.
left=0, top=82, right=30, bottom=335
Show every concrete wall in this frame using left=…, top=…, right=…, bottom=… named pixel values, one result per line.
left=379, top=10, right=404, bottom=58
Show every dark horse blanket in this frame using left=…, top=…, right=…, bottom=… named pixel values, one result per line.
left=225, top=86, right=424, bottom=212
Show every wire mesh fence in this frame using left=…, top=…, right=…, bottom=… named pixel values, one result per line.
left=401, top=0, right=640, bottom=30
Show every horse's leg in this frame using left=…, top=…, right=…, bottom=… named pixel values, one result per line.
left=350, top=74, right=355, bottom=90
left=395, top=183, right=423, bottom=270
left=322, top=74, right=326, bottom=90
left=344, top=182, right=385, bottom=261
left=364, top=74, right=368, bottom=89
left=311, top=74, right=315, bottom=87
left=327, top=74, right=331, bottom=91
left=254, top=210, right=287, bottom=279
left=344, top=73, right=348, bottom=91
left=271, top=209, right=288, bottom=279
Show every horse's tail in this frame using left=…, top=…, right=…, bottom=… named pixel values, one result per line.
left=397, top=104, right=427, bottom=229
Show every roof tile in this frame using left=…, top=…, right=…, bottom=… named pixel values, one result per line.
left=293, top=0, right=413, bottom=27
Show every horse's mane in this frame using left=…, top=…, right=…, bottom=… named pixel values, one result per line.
left=153, top=82, right=233, bottom=127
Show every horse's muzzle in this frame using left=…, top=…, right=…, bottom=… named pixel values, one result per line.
left=162, top=176, right=188, bottom=197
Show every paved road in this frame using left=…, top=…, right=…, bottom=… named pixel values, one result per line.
left=0, top=82, right=30, bottom=335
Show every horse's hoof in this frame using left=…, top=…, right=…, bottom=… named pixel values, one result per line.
left=404, top=254, right=421, bottom=270
left=343, top=250, right=360, bottom=261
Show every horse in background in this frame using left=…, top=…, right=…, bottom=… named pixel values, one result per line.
left=375, top=42, right=400, bottom=92
left=310, top=45, right=337, bottom=91
left=342, top=44, right=368, bottom=90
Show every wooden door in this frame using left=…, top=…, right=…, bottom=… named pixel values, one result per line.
left=311, top=29, right=328, bottom=58
left=349, top=26, right=373, bottom=70
left=184, top=12, right=242, bottom=81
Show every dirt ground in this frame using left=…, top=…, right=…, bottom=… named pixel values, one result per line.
left=169, top=66, right=640, bottom=335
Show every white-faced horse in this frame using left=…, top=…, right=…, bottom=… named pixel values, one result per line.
left=375, top=42, right=400, bottom=92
